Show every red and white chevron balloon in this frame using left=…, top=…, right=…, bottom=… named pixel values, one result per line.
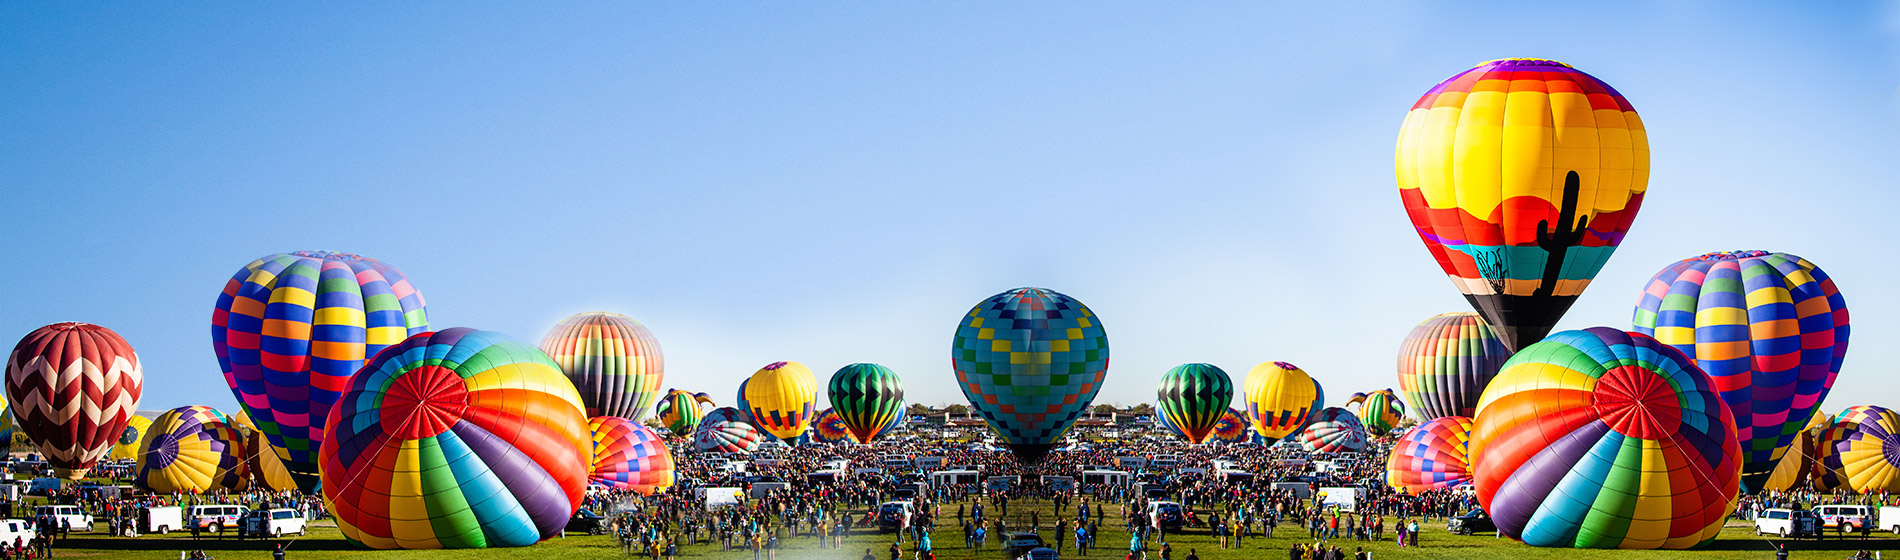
left=6, top=323, right=144, bottom=479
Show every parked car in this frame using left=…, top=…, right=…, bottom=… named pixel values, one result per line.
left=566, top=509, right=608, bottom=536
left=1447, top=509, right=1495, bottom=536
left=240, top=508, right=307, bottom=538
left=185, top=505, right=248, bottom=534
left=0, top=519, right=34, bottom=545
left=1754, top=508, right=1822, bottom=539
left=876, top=501, right=915, bottom=532
left=1815, top=504, right=1874, bottom=533
left=1021, top=546, right=1060, bottom=560
left=1005, top=532, right=1046, bottom=556
left=1144, top=501, right=1186, bottom=531
left=33, top=505, right=92, bottom=533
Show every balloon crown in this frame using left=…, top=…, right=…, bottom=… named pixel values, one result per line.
left=1477, top=58, right=1572, bottom=68
left=763, top=361, right=789, bottom=370
left=1273, top=361, right=1299, bottom=370
left=1688, top=250, right=1773, bottom=261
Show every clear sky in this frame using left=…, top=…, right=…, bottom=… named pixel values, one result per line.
left=3, top=3, right=1897, bottom=418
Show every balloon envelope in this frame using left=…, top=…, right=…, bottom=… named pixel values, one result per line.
left=1397, top=59, right=1648, bottom=352
left=654, top=389, right=713, bottom=436
left=1212, top=409, right=1249, bottom=444
left=1813, top=405, right=1900, bottom=494
left=1155, top=363, right=1233, bottom=445
left=111, top=415, right=154, bottom=461
left=812, top=408, right=854, bottom=444
left=6, top=322, right=144, bottom=479
left=134, top=406, right=248, bottom=494
left=952, top=287, right=1109, bottom=464
left=1397, top=312, right=1510, bottom=420
left=587, top=416, right=674, bottom=495
left=541, top=312, right=665, bottom=421
left=1471, top=328, right=1739, bottom=549
left=741, top=362, right=818, bottom=441
left=1298, top=407, right=1367, bottom=453
left=1631, top=250, right=1849, bottom=490
left=1242, top=361, right=1323, bottom=444
left=694, top=407, right=763, bottom=454
left=1387, top=416, right=1473, bottom=493
left=319, top=328, right=589, bottom=549
left=827, top=363, right=905, bottom=444
left=213, top=251, right=428, bottom=491
left=1348, top=389, right=1405, bottom=436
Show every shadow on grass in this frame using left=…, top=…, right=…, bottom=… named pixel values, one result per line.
left=51, top=535, right=365, bottom=552
left=1696, top=534, right=1899, bottom=552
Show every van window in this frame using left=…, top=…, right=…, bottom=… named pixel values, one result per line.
left=1768, top=511, right=1789, bottom=519
left=274, top=511, right=295, bottom=519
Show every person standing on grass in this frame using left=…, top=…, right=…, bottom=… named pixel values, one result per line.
left=1076, top=521, right=1088, bottom=556
left=1405, top=520, right=1418, bottom=547
left=1055, top=518, right=1068, bottom=551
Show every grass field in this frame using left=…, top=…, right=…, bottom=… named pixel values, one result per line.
left=29, top=499, right=1897, bottom=560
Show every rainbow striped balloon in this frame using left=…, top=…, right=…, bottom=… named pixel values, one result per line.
left=213, top=251, right=428, bottom=490
left=1813, top=405, right=1900, bottom=494
left=1297, top=407, right=1367, bottom=453
left=541, top=312, right=665, bottom=421
left=1397, top=312, right=1510, bottom=420
left=1387, top=416, right=1472, bottom=493
left=1632, top=250, right=1849, bottom=490
left=587, top=416, right=674, bottom=495
left=320, top=328, right=589, bottom=549
left=1471, top=328, right=1739, bottom=549
left=135, top=406, right=249, bottom=494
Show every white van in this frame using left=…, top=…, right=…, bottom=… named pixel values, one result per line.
left=33, top=505, right=91, bottom=532
left=241, top=508, right=306, bottom=538
left=186, top=505, right=249, bottom=533
left=1815, top=504, right=1874, bottom=532
left=1754, top=508, right=1821, bottom=538
left=139, top=506, right=182, bottom=534
left=0, top=519, right=34, bottom=544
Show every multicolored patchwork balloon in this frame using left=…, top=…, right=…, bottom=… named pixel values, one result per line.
left=587, top=416, right=674, bottom=495
left=541, top=312, right=665, bottom=421
left=1397, top=59, right=1648, bottom=352
left=1155, top=363, right=1233, bottom=445
left=213, top=251, right=427, bottom=490
left=952, top=287, right=1109, bottom=464
left=740, top=362, right=817, bottom=441
left=1298, top=407, right=1367, bottom=453
left=1242, top=361, right=1323, bottom=445
left=1813, top=405, right=1900, bottom=494
left=654, top=389, right=713, bottom=436
left=7, top=322, right=144, bottom=479
left=1631, top=250, right=1849, bottom=490
left=134, top=406, right=248, bottom=494
left=1212, top=408, right=1249, bottom=444
left=1471, top=328, right=1739, bottom=549
left=111, top=415, right=153, bottom=461
left=320, top=328, right=589, bottom=549
left=1387, top=416, right=1473, bottom=493
left=1347, top=389, right=1406, bottom=436
left=827, top=363, right=905, bottom=444
left=1397, top=312, right=1510, bottom=420
left=694, top=407, right=763, bottom=453
left=812, top=408, right=854, bottom=444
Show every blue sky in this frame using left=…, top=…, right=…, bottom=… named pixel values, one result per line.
left=3, top=2, right=1896, bottom=417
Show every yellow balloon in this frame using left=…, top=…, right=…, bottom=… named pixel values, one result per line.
left=230, top=411, right=297, bottom=492
left=1242, top=361, right=1324, bottom=442
left=110, top=416, right=153, bottom=461
left=134, top=406, right=249, bottom=494
left=741, top=361, right=818, bottom=441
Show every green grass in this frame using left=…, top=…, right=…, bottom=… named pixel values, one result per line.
left=26, top=498, right=1898, bottom=560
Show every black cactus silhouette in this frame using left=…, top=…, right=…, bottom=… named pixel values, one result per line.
left=1473, top=251, right=1508, bottom=296
left=1532, top=171, right=1588, bottom=298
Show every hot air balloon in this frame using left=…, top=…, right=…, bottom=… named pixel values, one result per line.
left=1153, top=407, right=1188, bottom=441
left=1397, top=59, right=1648, bottom=352
left=1471, top=328, right=1739, bottom=549
left=654, top=389, right=714, bottom=436
left=1813, top=406, right=1900, bottom=494
left=953, top=287, right=1109, bottom=464
left=7, top=322, right=144, bottom=479
left=1212, top=409, right=1249, bottom=444
left=587, top=416, right=675, bottom=495
left=1347, top=389, right=1406, bottom=436
left=812, top=408, right=854, bottom=444
left=740, top=362, right=818, bottom=441
left=111, top=415, right=153, bottom=461
left=320, top=328, right=589, bottom=550
left=1155, top=364, right=1233, bottom=445
left=541, top=312, right=665, bottom=421
left=1761, top=409, right=1827, bottom=492
left=1242, top=362, right=1323, bottom=445
left=213, top=251, right=428, bottom=491
left=1631, top=250, right=1850, bottom=490
left=134, top=406, right=248, bottom=494
left=1298, top=408, right=1367, bottom=453
left=1397, top=312, right=1511, bottom=420
left=694, top=407, right=763, bottom=453
left=827, top=363, right=905, bottom=445
left=1387, top=416, right=1473, bottom=493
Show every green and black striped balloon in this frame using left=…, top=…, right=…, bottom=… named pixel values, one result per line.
left=1156, top=363, right=1233, bottom=444
left=826, top=363, right=905, bottom=443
